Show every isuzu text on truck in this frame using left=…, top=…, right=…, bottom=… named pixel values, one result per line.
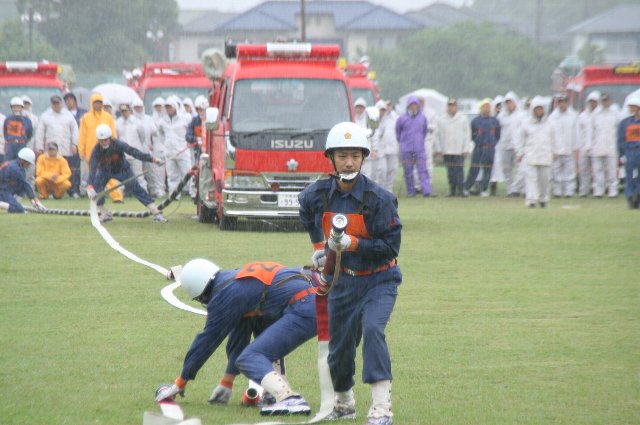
left=197, top=43, right=353, bottom=229
left=126, top=62, right=211, bottom=112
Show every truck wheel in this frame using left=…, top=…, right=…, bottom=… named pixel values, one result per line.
left=219, top=213, right=237, bottom=231
left=198, top=201, right=216, bottom=224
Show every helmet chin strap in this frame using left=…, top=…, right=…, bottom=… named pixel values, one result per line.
left=333, top=171, right=360, bottom=183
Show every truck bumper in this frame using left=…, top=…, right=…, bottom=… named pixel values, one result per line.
left=222, top=189, right=300, bottom=218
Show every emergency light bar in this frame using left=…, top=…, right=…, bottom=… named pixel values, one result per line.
left=143, top=63, right=205, bottom=78
left=236, top=44, right=340, bottom=60
left=0, top=61, right=59, bottom=76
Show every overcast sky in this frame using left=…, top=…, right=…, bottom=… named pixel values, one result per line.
left=177, top=0, right=470, bottom=14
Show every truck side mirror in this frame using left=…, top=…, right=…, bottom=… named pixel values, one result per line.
left=205, top=107, right=220, bottom=130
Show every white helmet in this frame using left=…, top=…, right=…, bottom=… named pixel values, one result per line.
left=194, top=95, right=209, bottom=109
left=10, top=96, right=24, bottom=107
left=96, top=124, right=112, bottom=140
left=180, top=258, right=220, bottom=300
left=626, top=95, right=640, bottom=108
left=586, top=91, right=601, bottom=102
left=17, top=147, right=36, bottom=164
left=325, top=122, right=370, bottom=157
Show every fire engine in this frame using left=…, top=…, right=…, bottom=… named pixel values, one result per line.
left=555, top=62, right=640, bottom=110
left=197, top=42, right=353, bottom=229
left=342, top=61, right=380, bottom=107
left=126, top=62, right=211, bottom=111
left=0, top=61, right=66, bottom=116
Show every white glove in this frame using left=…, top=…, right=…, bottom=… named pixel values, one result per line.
left=208, top=384, right=232, bottom=404
left=31, top=198, right=45, bottom=211
left=311, top=249, right=326, bottom=269
left=327, top=233, right=353, bottom=252
left=86, top=185, right=97, bottom=200
left=155, top=383, right=185, bottom=402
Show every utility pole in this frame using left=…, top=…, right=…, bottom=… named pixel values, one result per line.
left=300, top=0, right=306, bottom=42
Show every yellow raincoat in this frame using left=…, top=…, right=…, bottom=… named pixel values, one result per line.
left=35, top=153, right=72, bottom=199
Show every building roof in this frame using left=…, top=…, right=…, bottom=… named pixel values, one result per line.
left=567, top=4, right=640, bottom=34
left=182, top=10, right=241, bottom=34
left=406, top=3, right=478, bottom=27
left=215, top=1, right=423, bottom=32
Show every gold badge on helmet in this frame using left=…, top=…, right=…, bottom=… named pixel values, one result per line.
left=344, top=132, right=351, bottom=140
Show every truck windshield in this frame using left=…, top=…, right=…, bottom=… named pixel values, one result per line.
left=143, top=87, right=209, bottom=111
left=0, top=86, right=63, bottom=116
left=350, top=88, right=375, bottom=107
left=231, top=78, right=351, bottom=132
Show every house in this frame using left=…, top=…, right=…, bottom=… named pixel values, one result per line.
left=566, top=4, right=640, bottom=64
left=174, top=0, right=424, bottom=62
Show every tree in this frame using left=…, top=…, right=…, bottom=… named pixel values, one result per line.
left=26, top=0, right=178, bottom=72
left=0, top=19, right=60, bottom=61
left=369, top=22, right=562, bottom=100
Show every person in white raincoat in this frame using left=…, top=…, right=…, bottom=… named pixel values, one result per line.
left=517, top=96, right=554, bottom=208
left=498, top=91, right=526, bottom=196
left=590, top=93, right=621, bottom=198
left=549, top=95, right=578, bottom=197
left=576, top=91, right=600, bottom=197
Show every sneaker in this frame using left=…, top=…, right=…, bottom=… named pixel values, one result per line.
left=539, top=202, right=546, bottom=208
left=154, top=213, right=168, bottom=223
left=72, top=193, right=80, bottom=199
left=480, top=191, right=489, bottom=197
left=325, top=400, right=356, bottom=420
left=258, top=391, right=277, bottom=407
left=364, top=416, right=393, bottom=425
left=99, top=214, right=113, bottom=223
left=260, top=396, right=310, bottom=416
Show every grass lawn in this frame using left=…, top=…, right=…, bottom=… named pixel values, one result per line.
left=1, top=174, right=638, bottom=425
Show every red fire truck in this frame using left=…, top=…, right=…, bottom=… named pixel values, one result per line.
left=197, top=43, right=353, bottom=229
left=560, top=63, right=640, bottom=110
left=343, top=62, right=380, bottom=107
left=0, top=61, right=66, bottom=116
left=126, top=62, right=211, bottom=111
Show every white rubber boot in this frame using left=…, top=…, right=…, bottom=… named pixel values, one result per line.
left=367, top=380, right=393, bottom=422
left=98, top=205, right=112, bottom=222
left=0, top=201, right=9, bottom=211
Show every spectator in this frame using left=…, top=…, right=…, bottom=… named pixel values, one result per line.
left=0, top=111, right=5, bottom=163
left=63, top=92, right=87, bottom=196
left=116, top=103, right=148, bottom=192
left=157, top=98, right=195, bottom=199
left=488, top=95, right=504, bottom=196
left=103, top=99, right=114, bottom=117
left=576, top=91, right=600, bottom=197
left=78, top=93, right=123, bottom=203
left=35, top=95, right=79, bottom=197
left=420, top=97, right=439, bottom=191
left=517, top=96, right=553, bottom=208
left=436, top=98, right=471, bottom=197
left=21, top=95, right=39, bottom=138
left=133, top=98, right=165, bottom=198
left=35, top=142, right=72, bottom=199
left=396, top=95, right=431, bottom=197
left=0, top=147, right=45, bottom=213
left=3, top=97, right=33, bottom=161
left=186, top=95, right=208, bottom=162
left=617, top=94, right=640, bottom=209
left=498, top=91, right=526, bottom=197
left=375, top=100, right=399, bottom=193
left=463, top=98, right=501, bottom=197
left=590, top=93, right=621, bottom=198
left=182, top=97, right=197, bottom=118
left=549, top=95, right=578, bottom=197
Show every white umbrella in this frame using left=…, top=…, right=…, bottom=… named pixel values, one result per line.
left=397, top=88, right=448, bottom=116
left=91, top=83, right=142, bottom=109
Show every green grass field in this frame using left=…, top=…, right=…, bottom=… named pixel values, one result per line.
left=1, top=176, right=639, bottom=424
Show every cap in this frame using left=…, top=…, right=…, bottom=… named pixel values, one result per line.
left=119, top=103, right=130, bottom=111
left=556, top=94, right=568, bottom=102
left=63, top=92, right=77, bottom=101
left=50, top=95, right=63, bottom=103
left=447, top=98, right=457, bottom=105
left=601, top=93, right=610, bottom=101
left=46, top=142, right=59, bottom=150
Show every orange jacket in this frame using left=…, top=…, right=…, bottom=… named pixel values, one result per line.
left=78, top=93, right=117, bottom=162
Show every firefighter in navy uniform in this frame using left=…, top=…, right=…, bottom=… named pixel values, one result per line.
left=155, top=259, right=317, bottom=416
left=0, top=147, right=45, bottom=213
left=618, top=94, right=640, bottom=209
left=298, top=122, right=402, bottom=425
left=86, top=124, right=167, bottom=223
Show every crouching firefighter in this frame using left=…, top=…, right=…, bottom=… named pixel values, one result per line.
left=299, top=122, right=402, bottom=425
left=156, top=259, right=318, bottom=416
left=86, top=124, right=167, bottom=223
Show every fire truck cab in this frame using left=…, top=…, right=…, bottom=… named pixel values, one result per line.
left=343, top=62, right=380, bottom=107
left=564, top=63, right=640, bottom=111
left=0, top=61, right=65, bottom=116
left=126, top=62, right=211, bottom=112
left=198, top=43, right=353, bottom=229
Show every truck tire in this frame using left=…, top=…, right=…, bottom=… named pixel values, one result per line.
left=219, top=213, right=237, bottom=231
left=198, top=200, right=216, bottom=224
